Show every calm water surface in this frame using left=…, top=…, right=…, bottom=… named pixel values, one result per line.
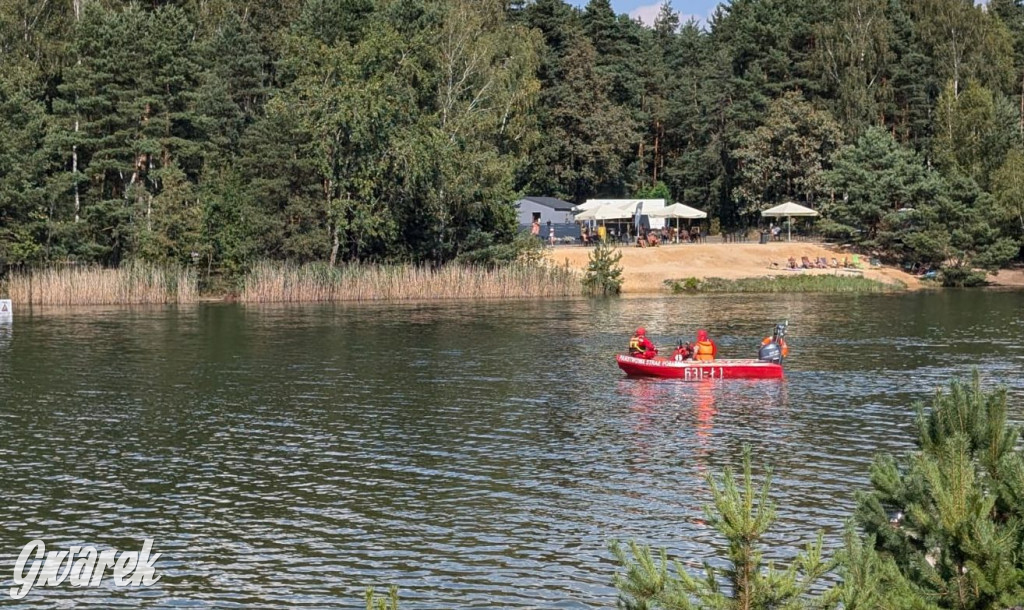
left=0, top=291, right=1022, bottom=608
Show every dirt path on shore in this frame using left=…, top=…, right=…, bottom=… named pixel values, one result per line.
left=546, top=241, right=994, bottom=293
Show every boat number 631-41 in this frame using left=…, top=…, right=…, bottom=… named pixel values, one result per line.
left=683, top=367, right=725, bottom=380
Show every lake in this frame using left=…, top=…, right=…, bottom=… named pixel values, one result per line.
left=0, top=291, right=1022, bottom=608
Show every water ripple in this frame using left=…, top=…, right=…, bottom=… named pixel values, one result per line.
left=0, top=293, right=1021, bottom=607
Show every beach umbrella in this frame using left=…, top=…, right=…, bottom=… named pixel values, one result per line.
left=647, top=203, right=707, bottom=219
left=760, top=201, right=819, bottom=242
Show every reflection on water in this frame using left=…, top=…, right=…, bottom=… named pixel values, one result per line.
left=0, top=292, right=1021, bottom=608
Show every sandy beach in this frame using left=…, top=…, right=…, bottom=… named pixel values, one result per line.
left=545, top=241, right=1024, bottom=293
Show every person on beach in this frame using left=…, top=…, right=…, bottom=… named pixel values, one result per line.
left=693, top=329, right=717, bottom=361
left=629, top=328, right=657, bottom=359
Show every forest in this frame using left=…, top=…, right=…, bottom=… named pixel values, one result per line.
left=1, top=0, right=1023, bottom=286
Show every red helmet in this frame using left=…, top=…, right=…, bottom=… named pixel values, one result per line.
left=636, top=327, right=646, bottom=336
left=697, top=329, right=708, bottom=341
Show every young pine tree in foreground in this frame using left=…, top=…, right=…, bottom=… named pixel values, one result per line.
left=610, top=447, right=835, bottom=609
left=365, top=585, right=399, bottom=610
left=856, top=372, right=1024, bottom=609
left=611, top=373, right=1024, bottom=609
left=583, top=240, right=623, bottom=296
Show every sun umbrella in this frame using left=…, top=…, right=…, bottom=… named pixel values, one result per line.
left=760, top=201, right=819, bottom=242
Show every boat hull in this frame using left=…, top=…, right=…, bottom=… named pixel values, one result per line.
left=616, top=354, right=783, bottom=380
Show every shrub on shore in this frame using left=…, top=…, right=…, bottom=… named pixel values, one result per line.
left=5, top=262, right=197, bottom=305
left=665, top=274, right=905, bottom=294
left=583, top=242, right=624, bottom=296
left=239, top=261, right=580, bottom=302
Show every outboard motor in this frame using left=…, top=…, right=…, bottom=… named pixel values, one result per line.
left=758, top=341, right=782, bottom=363
left=758, top=321, right=788, bottom=363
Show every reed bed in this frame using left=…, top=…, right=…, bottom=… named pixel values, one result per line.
left=240, top=261, right=581, bottom=302
left=666, top=274, right=906, bottom=294
left=6, top=262, right=198, bottom=305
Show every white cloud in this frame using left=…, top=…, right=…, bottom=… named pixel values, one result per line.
left=629, top=4, right=706, bottom=29
left=629, top=3, right=662, bottom=26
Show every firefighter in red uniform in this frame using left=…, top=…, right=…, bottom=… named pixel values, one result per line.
left=672, top=341, right=693, bottom=361
left=628, top=328, right=657, bottom=359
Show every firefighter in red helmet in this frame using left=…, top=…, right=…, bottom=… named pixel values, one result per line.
left=628, top=327, right=657, bottom=359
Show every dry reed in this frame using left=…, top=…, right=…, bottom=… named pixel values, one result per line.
left=6, top=262, right=198, bottom=306
left=239, top=262, right=581, bottom=303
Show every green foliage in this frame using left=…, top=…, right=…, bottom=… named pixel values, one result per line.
left=914, top=174, right=1021, bottom=282
left=611, top=446, right=836, bottom=609
left=582, top=240, right=622, bottom=296
left=636, top=181, right=671, bottom=201
left=452, top=231, right=546, bottom=268
left=990, top=147, right=1024, bottom=248
left=0, top=0, right=1022, bottom=281
left=855, top=372, right=1024, bottom=609
left=826, top=127, right=1021, bottom=273
left=815, top=0, right=893, bottom=137
left=831, top=526, right=935, bottom=610
left=733, top=92, right=843, bottom=216
left=365, top=585, right=399, bottom=610
left=665, top=275, right=903, bottom=294
left=824, top=127, right=942, bottom=255
left=932, top=80, right=1017, bottom=188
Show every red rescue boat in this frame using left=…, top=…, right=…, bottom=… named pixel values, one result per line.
left=616, top=354, right=783, bottom=380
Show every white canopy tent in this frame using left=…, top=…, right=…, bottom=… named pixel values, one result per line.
left=761, top=201, right=819, bottom=242
left=574, top=204, right=634, bottom=221
left=648, top=203, right=707, bottom=243
left=574, top=199, right=667, bottom=230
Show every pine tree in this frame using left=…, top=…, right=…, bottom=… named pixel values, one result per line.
left=611, top=447, right=835, bottom=609
left=855, top=372, right=1024, bottom=609
left=582, top=240, right=622, bottom=296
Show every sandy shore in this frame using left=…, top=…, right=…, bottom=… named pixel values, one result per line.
left=545, top=241, right=1024, bottom=293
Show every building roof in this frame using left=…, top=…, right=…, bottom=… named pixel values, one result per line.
left=517, top=196, right=575, bottom=211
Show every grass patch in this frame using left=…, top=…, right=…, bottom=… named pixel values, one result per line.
left=665, top=274, right=905, bottom=293
left=6, top=262, right=198, bottom=305
left=240, top=261, right=581, bottom=302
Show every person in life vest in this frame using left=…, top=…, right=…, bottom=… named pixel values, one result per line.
left=693, top=329, right=717, bottom=361
left=672, top=340, right=693, bottom=361
left=629, top=327, right=657, bottom=359
left=761, top=324, right=789, bottom=358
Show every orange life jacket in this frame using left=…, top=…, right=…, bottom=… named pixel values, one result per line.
left=694, top=340, right=715, bottom=361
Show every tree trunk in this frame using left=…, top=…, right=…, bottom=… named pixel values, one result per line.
left=72, top=1, right=82, bottom=222
left=327, top=179, right=339, bottom=266
left=72, top=119, right=80, bottom=223
left=652, top=127, right=660, bottom=184
left=329, top=222, right=340, bottom=266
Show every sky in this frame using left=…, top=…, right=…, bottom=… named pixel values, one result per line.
left=565, top=0, right=723, bottom=28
